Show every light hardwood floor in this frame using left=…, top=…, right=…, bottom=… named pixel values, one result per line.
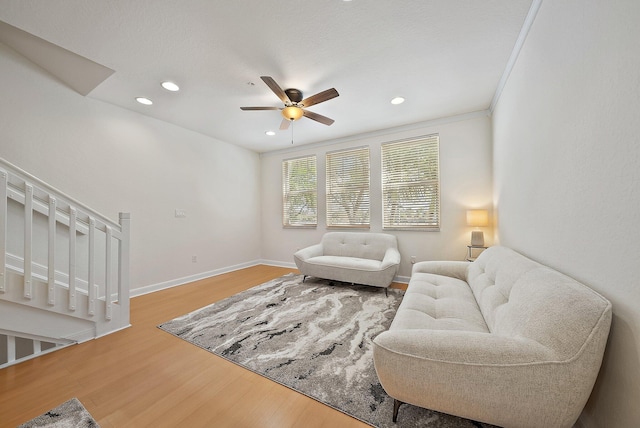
left=0, top=265, right=406, bottom=427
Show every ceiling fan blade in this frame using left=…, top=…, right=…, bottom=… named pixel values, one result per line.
left=303, top=109, right=335, bottom=126
left=300, top=88, right=339, bottom=108
left=261, top=76, right=291, bottom=104
left=240, top=106, right=280, bottom=111
left=280, top=118, right=291, bottom=130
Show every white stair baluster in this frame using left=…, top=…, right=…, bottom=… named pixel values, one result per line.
left=7, top=335, right=16, bottom=364
left=0, top=169, right=7, bottom=293
left=87, top=217, right=96, bottom=316
left=118, top=213, right=131, bottom=326
left=47, top=196, right=56, bottom=305
left=68, top=207, right=77, bottom=311
left=105, top=225, right=112, bottom=321
left=24, top=184, right=33, bottom=299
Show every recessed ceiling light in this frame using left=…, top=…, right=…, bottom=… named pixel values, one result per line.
left=136, top=97, right=153, bottom=105
left=265, top=131, right=276, bottom=136
left=161, top=81, right=180, bottom=91
left=391, top=97, right=405, bottom=105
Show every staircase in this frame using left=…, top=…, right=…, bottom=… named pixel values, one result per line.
left=0, top=158, right=130, bottom=368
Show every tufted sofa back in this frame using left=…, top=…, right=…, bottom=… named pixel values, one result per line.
left=467, top=246, right=612, bottom=360
left=321, top=232, right=398, bottom=261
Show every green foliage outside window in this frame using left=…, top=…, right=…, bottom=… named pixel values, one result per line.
left=282, top=156, right=317, bottom=227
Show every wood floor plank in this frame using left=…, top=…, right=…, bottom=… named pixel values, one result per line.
left=0, top=265, right=404, bottom=427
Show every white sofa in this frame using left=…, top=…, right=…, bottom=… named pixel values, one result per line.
left=373, top=246, right=612, bottom=428
left=293, top=232, right=401, bottom=289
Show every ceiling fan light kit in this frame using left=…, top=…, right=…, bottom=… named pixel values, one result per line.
left=282, top=106, right=304, bottom=121
left=241, top=76, right=339, bottom=133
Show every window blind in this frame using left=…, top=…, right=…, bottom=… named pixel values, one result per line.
left=282, top=155, right=317, bottom=227
left=381, top=135, right=440, bottom=229
left=326, top=147, right=370, bottom=227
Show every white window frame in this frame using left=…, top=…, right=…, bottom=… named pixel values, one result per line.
left=381, top=135, right=440, bottom=230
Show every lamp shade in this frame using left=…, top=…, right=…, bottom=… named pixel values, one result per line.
left=466, top=209, right=489, bottom=227
left=282, top=106, right=304, bottom=121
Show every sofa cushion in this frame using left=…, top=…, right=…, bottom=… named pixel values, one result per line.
left=492, top=266, right=612, bottom=361
left=466, top=245, right=538, bottom=331
left=321, top=232, right=396, bottom=261
left=390, top=272, right=488, bottom=333
left=305, top=255, right=383, bottom=272
left=468, top=247, right=612, bottom=360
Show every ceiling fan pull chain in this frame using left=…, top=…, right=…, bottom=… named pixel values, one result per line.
left=291, top=121, right=294, bottom=145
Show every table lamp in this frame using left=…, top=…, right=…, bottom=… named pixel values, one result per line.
left=466, top=209, right=489, bottom=246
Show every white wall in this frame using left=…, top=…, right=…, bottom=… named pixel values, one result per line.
left=260, top=113, right=493, bottom=279
left=492, top=1, right=640, bottom=426
left=0, top=42, right=262, bottom=293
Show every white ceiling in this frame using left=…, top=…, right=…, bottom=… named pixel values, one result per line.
left=0, top=0, right=533, bottom=153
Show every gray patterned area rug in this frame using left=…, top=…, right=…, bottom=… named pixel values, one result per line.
left=18, top=398, right=99, bottom=427
left=159, top=273, right=492, bottom=428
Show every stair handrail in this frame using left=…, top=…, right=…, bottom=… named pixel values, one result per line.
left=0, top=157, right=120, bottom=229
left=0, top=156, right=130, bottom=330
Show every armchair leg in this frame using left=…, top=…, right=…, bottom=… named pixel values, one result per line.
left=392, top=399, right=403, bottom=422
left=385, top=288, right=388, bottom=297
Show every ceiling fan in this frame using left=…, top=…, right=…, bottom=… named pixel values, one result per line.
left=241, top=76, right=339, bottom=130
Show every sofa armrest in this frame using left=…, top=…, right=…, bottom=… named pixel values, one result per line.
left=411, top=260, right=469, bottom=281
left=380, top=246, right=401, bottom=270
left=293, top=243, right=324, bottom=262
left=374, top=329, right=552, bottom=366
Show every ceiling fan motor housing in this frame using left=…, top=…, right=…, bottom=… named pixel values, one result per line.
left=285, top=88, right=303, bottom=104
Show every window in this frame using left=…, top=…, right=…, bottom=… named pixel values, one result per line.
left=326, top=147, right=370, bottom=227
left=381, top=135, right=440, bottom=230
left=282, top=155, right=317, bottom=227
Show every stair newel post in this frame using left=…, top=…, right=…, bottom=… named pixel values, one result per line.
left=23, top=184, right=33, bottom=299
left=0, top=169, right=7, bottom=293
left=87, top=217, right=96, bottom=316
left=6, top=335, right=16, bottom=365
left=68, top=207, right=77, bottom=311
left=47, top=196, right=56, bottom=305
left=104, top=225, right=112, bottom=321
left=118, top=212, right=131, bottom=327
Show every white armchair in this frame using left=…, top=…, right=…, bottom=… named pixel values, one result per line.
left=293, top=232, right=401, bottom=290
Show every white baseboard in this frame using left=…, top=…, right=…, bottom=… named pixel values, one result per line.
left=130, top=260, right=262, bottom=298
left=260, top=259, right=297, bottom=269
left=394, top=275, right=410, bottom=284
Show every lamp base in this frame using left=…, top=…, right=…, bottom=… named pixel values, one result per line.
left=470, top=231, right=485, bottom=247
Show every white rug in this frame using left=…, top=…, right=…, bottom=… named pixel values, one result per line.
left=18, top=398, right=99, bottom=428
